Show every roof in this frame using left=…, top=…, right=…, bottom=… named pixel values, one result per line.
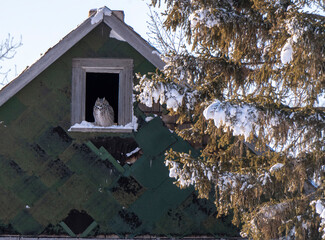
left=0, top=6, right=165, bottom=107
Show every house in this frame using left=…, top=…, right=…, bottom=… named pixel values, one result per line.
left=0, top=7, right=239, bottom=238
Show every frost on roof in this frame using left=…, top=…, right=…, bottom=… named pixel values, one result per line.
left=109, top=30, right=126, bottom=42
left=152, top=51, right=160, bottom=57
left=91, top=7, right=112, bottom=25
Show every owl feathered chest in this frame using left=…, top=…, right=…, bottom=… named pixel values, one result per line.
left=93, top=98, right=115, bottom=126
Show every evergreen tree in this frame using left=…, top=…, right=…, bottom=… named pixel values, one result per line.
left=135, top=0, right=325, bottom=239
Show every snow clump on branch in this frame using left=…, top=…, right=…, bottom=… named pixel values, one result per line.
left=203, top=100, right=325, bottom=156
left=311, top=200, right=325, bottom=239
left=165, top=153, right=275, bottom=197
left=189, top=8, right=221, bottom=28
left=203, top=100, right=260, bottom=140
left=165, top=153, right=215, bottom=188
left=280, top=18, right=304, bottom=64
left=189, top=4, right=237, bottom=29
left=135, top=74, right=197, bottom=112
left=269, top=163, right=284, bottom=172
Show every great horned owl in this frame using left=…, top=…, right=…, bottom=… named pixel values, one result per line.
left=93, top=97, right=115, bottom=127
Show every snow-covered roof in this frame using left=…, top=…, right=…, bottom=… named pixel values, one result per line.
left=0, top=6, right=165, bottom=107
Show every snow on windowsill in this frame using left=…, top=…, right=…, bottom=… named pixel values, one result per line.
left=68, top=118, right=138, bottom=133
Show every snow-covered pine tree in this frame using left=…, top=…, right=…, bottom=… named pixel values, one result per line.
left=135, top=0, right=325, bottom=239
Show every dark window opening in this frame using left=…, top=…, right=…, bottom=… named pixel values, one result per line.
left=63, top=209, right=94, bottom=235
left=86, top=73, right=119, bottom=123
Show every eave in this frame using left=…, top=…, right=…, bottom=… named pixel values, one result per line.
left=0, top=6, right=165, bottom=107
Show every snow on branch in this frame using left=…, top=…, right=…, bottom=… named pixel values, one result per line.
left=135, top=74, right=197, bottom=111
left=280, top=17, right=304, bottom=64
left=165, top=152, right=215, bottom=189
left=269, top=163, right=284, bottom=172
left=189, top=8, right=221, bottom=28
left=203, top=100, right=325, bottom=156
left=164, top=149, right=278, bottom=196
left=311, top=200, right=325, bottom=239
left=203, top=100, right=259, bottom=140
left=189, top=2, right=238, bottom=29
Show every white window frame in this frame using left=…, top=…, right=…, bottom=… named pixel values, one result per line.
left=70, top=58, right=133, bottom=132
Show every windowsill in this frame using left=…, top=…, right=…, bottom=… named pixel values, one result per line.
left=68, top=120, right=136, bottom=133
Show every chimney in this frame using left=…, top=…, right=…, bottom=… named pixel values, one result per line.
left=112, top=11, right=125, bottom=22
left=88, top=9, right=125, bottom=22
left=88, top=9, right=97, bottom=17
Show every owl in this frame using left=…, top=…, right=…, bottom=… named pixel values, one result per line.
left=93, top=97, right=115, bottom=127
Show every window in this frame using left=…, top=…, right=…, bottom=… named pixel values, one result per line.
left=70, top=58, right=133, bottom=132
left=85, top=72, right=119, bottom=123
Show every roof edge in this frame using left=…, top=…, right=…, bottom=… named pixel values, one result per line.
left=0, top=6, right=165, bottom=108
left=103, top=14, right=165, bottom=70
left=0, top=13, right=101, bottom=107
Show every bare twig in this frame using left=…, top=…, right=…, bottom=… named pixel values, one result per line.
left=0, top=34, right=22, bottom=86
left=146, top=5, right=186, bottom=54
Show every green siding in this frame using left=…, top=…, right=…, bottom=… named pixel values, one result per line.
left=0, top=187, right=24, bottom=222
left=135, top=118, right=177, bottom=157
left=131, top=154, right=168, bottom=189
left=13, top=175, right=48, bottom=205
left=0, top=96, right=26, bottom=125
left=11, top=210, right=44, bottom=235
left=0, top=23, right=239, bottom=237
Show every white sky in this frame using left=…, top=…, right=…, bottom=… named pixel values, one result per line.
left=0, top=0, right=155, bottom=82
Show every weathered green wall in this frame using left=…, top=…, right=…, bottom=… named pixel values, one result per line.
left=0, top=23, right=239, bottom=237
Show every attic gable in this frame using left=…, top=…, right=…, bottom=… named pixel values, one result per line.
left=0, top=6, right=164, bottom=107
